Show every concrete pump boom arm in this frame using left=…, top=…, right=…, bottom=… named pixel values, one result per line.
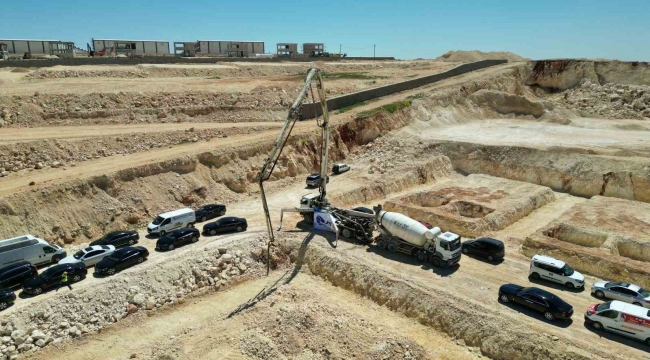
left=256, top=68, right=331, bottom=274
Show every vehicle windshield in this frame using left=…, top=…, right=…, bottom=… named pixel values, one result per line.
left=73, top=250, right=84, bottom=260
left=607, top=281, right=630, bottom=288
left=152, top=216, right=164, bottom=225
left=561, top=264, right=574, bottom=276
left=449, top=239, right=461, bottom=251
left=639, top=288, right=650, bottom=298
left=105, top=255, right=119, bottom=262
left=596, top=302, right=611, bottom=312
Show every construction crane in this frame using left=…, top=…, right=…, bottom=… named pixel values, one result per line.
left=256, top=68, right=375, bottom=274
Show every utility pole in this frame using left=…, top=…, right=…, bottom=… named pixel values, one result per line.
left=373, top=44, right=376, bottom=57
left=339, top=44, right=341, bottom=55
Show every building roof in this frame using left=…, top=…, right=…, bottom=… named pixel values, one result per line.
left=92, top=39, right=169, bottom=43
left=197, top=40, right=264, bottom=43
left=277, top=43, right=298, bottom=45
left=0, top=39, right=61, bottom=42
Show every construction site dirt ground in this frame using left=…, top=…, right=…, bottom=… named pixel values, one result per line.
left=2, top=56, right=650, bottom=359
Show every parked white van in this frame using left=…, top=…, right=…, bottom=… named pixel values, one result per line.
left=0, top=235, right=67, bottom=267
left=529, top=254, right=585, bottom=289
left=147, top=208, right=196, bottom=236
left=585, top=300, right=650, bottom=345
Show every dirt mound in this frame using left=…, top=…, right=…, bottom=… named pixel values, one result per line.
left=436, top=50, right=529, bottom=63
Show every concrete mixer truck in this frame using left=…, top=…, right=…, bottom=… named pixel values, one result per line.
left=374, top=205, right=462, bottom=267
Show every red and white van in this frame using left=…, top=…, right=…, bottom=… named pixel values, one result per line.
left=585, top=300, right=650, bottom=345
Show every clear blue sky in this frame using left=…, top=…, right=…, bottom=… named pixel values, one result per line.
left=3, top=0, right=648, bottom=60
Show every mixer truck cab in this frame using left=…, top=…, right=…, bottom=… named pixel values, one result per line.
left=374, top=206, right=462, bottom=267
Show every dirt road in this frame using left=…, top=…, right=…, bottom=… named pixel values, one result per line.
left=0, top=122, right=282, bottom=144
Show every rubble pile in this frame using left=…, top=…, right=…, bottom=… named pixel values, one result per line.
left=557, top=80, right=650, bottom=119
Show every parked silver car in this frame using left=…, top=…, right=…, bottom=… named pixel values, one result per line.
left=591, top=281, right=650, bottom=308
left=59, top=245, right=115, bottom=267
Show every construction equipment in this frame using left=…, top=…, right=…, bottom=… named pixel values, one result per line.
left=0, top=43, right=8, bottom=61
left=257, top=68, right=375, bottom=272
left=87, top=43, right=113, bottom=57
left=373, top=205, right=462, bottom=267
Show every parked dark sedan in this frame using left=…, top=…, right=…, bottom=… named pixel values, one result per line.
left=195, top=203, right=227, bottom=222
left=498, top=284, right=573, bottom=321
left=203, top=217, right=248, bottom=236
left=22, top=263, right=87, bottom=296
left=95, top=246, right=149, bottom=276
left=0, top=288, right=16, bottom=311
left=89, top=230, right=139, bottom=248
left=462, top=237, right=505, bottom=262
left=156, top=228, right=200, bottom=251
left=0, top=261, right=38, bottom=289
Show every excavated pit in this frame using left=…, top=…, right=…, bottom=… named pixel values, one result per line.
left=454, top=200, right=495, bottom=218
left=543, top=224, right=609, bottom=248
left=527, top=196, right=650, bottom=286
left=384, top=174, right=555, bottom=237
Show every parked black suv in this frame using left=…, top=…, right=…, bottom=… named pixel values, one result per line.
left=89, top=231, right=139, bottom=248
left=203, top=217, right=248, bottom=236
left=0, top=261, right=38, bottom=289
left=95, top=246, right=149, bottom=276
left=0, top=288, right=16, bottom=311
left=498, top=284, right=573, bottom=321
left=195, top=204, right=227, bottom=222
left=22, top=263, right=87, bottom=296
left=155, top=228, right=200, bottom=251
left=461, top=237, right=505, bottom=262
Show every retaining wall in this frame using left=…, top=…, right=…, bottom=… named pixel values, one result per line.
left=0, top=56, right=395, bottom=69
left=299, top=59, right=508, bottom=119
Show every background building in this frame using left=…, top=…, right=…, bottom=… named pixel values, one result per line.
left=195, top=40, right=264, bottom=57
left=0, top=39, right=74, bottom=56
left=92, top=39, right=170, bottom=55
left=277, top=43, right=298, bottom=57
left=303, top=43, right=325, bottom=57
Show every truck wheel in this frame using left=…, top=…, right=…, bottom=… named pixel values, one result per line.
left=375, top=239, right=387, bottom=249
left=530, top=272, right=540, bottom=280
left=592, top=321, right=603, bottom=330
left=303, top=214, right=314, bottom=225
left=387, top=243, right=397, bottom=253
left=431, top=257, right=443, bottom=267
left=342, top=228, right=352, bottom=238
left=416, top=251, right=427, bottom=262
left=51, top=255, right=63, bottom=264
left=595, top=290, right=605, bottom=298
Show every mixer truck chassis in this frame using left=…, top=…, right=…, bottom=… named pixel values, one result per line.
left=375, top=234, right=461, bottom=267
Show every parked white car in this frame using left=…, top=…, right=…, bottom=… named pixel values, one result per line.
left=58, top=245, right=115, bottom=267
left=528, top=254, right=585, bottom=289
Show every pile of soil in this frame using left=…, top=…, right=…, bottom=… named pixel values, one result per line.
left=436, top=50, right=529, bottom=63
